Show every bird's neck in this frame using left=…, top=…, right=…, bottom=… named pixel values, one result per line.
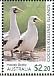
left=10, top=12, right=18, bottom=31
left=28, top=22, right=38, bottom=36
left=9, top=12, right=20, bottom=37
left=28, top=22, right=36, bottom=30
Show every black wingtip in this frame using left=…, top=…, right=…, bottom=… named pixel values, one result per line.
left=13, top=40, right=23, bottom=49
left=18, top=40, right=23, bottom=47
left=13, top=46, right=18, bottom=49
left=13, top=50, right=19, bottom=53
left=3, top=40, right=8, bottom=46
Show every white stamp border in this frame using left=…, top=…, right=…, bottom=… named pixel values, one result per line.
left=0, top=0, right=2, bottom=74
left=1, top=0, right=54, bottom=75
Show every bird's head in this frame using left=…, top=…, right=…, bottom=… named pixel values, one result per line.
left=10, top=6, right=24, bottom=14
left=29, top=16, right=43, bottom=25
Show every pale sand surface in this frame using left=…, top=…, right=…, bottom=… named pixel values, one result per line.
left=4, top=51, right=46, bottom=62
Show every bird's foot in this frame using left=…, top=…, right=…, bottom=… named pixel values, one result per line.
left=11, top=56, right=16, bottom=59
left=21, top=56, right=31, bottom=60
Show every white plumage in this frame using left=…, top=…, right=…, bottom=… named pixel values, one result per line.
left=16, top=16, right=43, bottom=57
left=4, top=6, right=23, bottom=52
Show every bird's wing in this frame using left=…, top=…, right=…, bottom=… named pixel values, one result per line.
left=3, top=31, right=10, bottom=46
left=13, top=40, right=23, bottom=49
left=20, top=31, right=27, bottom=40
left=3, top=40, right=8, bottom=46
left=3, top=31, right=10, bottom=40
left=13, top=31, right=27, bottom=49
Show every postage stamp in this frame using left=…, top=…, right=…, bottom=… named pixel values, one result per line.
left=0, top=0, right=54, bottom=75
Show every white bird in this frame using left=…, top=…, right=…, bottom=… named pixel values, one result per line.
left=3, top=6, right=23, bottom=57
left=13, top=16, right=43, bottom=59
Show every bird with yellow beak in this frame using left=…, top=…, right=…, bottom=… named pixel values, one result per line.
left=3, top=6, right=24, bottom=58
left=13, top=16, right=43, bottom=60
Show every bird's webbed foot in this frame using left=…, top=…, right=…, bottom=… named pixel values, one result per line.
left=21, top=56, right=31, bottom=60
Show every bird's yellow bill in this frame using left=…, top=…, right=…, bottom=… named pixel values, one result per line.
left=16, top=9, right=24, bottom=13
left=36, top=18, right=43, bottom=22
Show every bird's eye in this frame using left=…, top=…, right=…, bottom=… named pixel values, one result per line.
left=33, top=18, right=37, bottom=22
left=34, top=18, right=37, bottom=20
left=13, top=8, right=17, bottom=13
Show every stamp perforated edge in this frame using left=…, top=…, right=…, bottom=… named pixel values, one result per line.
left=2, top=1, right=4, bottom=74
left=52, top=1, right=54, bottom=73
left=2, top=0, right=54, bottom=75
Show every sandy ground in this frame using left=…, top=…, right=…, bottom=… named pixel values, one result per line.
left=4, top=51, right=46, bottom=62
